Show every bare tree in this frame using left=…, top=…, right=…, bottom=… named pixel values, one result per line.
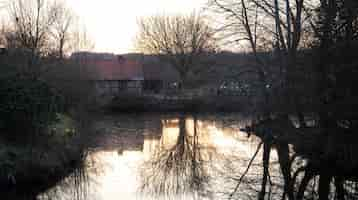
left=70, top=22, right=95, bottom=53
left=9, top=0, right=59, bottom=60
left=208, top=0, right=311, bottom=122
left=50, top=0, right=74, bottom=59
left=136, top=13, right=218, bottom=86
left=207, top=0, right=274, bottom=118
left=209, top=0, right=309, bottom=58
left=208, top=1, right=311, bottom=199
left=7, top=0, right=94, bottom=63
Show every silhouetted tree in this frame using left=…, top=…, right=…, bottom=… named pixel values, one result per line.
left=50, top=0, right=75, bottom=59
left=8, top=0, right=91, bottom=62
left=312, top=0, right=358, bottom=131
left=136, top=13, right=218, bottom=87
left=9, top=0, right=59, bottom=62
left=208, top=0, right=311, bottom=124
left=70, top=23, right=95, bottom=53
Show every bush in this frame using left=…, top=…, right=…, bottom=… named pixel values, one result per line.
left=0, top=73, right=64, bottom=141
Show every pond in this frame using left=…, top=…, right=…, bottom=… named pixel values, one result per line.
left=36, top=113, right=357, bottom=200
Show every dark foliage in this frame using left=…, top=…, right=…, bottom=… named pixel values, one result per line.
left=0, top=72, right=64, bottom=141
left=312, top=0, right=358, bottom=130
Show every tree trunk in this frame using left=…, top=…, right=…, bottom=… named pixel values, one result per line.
left=277, top=142, right=295, bottom=200
left=318, top=174, right=332, bottom=200
left=335, top=176, right=345, bottom=200
left=259, top=142, right=272, bottom=200
left=296, top=169, right=315, bottom=200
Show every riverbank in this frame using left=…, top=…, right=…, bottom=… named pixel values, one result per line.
left=106, top=94, right=257, bottom=113
left=0, top=114, right=91, bottom=199
left=0, top=141, right=85, bottom=197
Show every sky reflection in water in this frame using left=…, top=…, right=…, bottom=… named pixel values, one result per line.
left=39, top=114, right=282, bottom=200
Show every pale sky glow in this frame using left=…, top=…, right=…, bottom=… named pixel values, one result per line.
left=66, top=0, right=208, bottom=54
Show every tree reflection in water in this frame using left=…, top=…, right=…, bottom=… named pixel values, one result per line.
left=237, top=118, right=358, bottom=200
left=139, top=115, right=290, bottom=200
left=35, top=114, right=358, bottom=200
left=139, top=115, right=211, bottom=199
left=140, top=115, right=358, bottom=200
left=39, top=166, right=91, bottom=200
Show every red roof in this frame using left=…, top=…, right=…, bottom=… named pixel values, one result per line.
left=118, top=60, right=144, bottom=80
left=74, top=53, right=144, bottom=80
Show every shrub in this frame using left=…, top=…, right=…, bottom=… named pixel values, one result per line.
left=0, top=73, right=64, bottom=141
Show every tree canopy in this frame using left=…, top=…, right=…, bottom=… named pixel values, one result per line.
left=136, top=13, right=218, bottom=84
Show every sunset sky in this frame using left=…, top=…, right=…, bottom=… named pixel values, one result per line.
left=66, top=0, right=208, bottom=54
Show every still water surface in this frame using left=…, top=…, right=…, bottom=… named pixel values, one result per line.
left=39, top=113, right=284, bottom=200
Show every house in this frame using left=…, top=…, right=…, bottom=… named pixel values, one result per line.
left=71, top=52, right=144, bottom=96
left=71, top=52, right=182, bottom=96
left=141, top=55, right=180, bottom=92
left=71, top=51, right=265, bottom=97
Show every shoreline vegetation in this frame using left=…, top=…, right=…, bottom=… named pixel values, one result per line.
left=0, top=112, right=92, bottom=199
left=0, top=53, right=95, bottom=197
left=106, top=94, right=256, bottom=113
left=0, top=139, right=86, bottom=198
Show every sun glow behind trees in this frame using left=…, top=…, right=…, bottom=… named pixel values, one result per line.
left=65, top=0, right=208, bottom=54
left=0, top=0, right=208, bottom=53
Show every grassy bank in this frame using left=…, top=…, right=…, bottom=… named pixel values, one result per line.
left=0, top=114, right=91, bottom=198
left=0, top=141, right=84, bottom=192
left=0, top=49, right=95, bottom=198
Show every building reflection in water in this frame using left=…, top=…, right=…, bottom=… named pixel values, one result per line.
left=39, top=114, right=358, bottom=200
left=39, top=114, right=271, bottom=200
left=139, top=115, right=269, bottom=199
